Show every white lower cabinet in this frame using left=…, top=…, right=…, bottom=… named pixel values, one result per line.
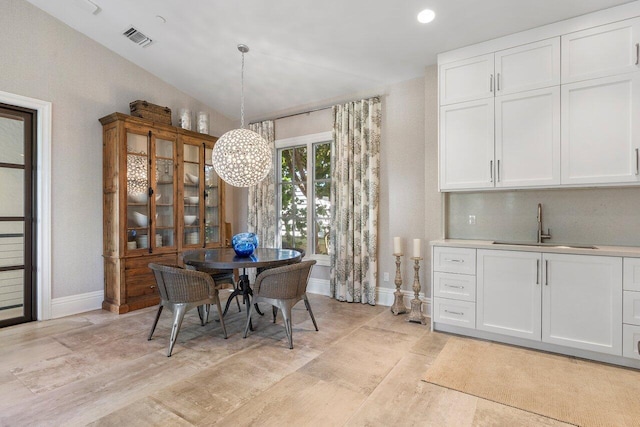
left=433, top=298, right=476, bottom=329
left=434, top=245, right=632, bottom=364
left=477, top=250, right=542, bottom=340
left=542, top=253, right=622, bottom=355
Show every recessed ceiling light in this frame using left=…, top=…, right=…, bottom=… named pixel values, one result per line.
left=156, top=15, right=167, bottom=24
left=417, top=9, right=435, bottom=24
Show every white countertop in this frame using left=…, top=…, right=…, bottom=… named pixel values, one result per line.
left=430, top=239, right=640, bottom=258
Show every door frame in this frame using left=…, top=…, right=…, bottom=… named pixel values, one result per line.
left=0, top=90, right=52, bottom=320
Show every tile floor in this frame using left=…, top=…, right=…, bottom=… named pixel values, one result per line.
left=0, top=293, right=572, bottom=426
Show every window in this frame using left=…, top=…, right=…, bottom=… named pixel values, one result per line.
left=276, top=132, right=332, bottom=263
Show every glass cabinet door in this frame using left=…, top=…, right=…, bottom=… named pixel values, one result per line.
left=183, top=143, right=201, bottom=247
left=205, top=147, right=221, bottom=245
left=154, top=137, right=175, bottom=249
left=126, top=132, right=150, bottom=251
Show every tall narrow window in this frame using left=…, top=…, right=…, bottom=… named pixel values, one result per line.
left=0, top=104, right=36, bottom=327
left=277, top=133, right=331, bottom=262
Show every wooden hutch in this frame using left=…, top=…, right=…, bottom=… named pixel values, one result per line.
left=100, top=113, right=226, bottom=313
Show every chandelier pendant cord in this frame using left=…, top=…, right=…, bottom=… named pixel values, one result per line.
left=240, top=51, right=245, bottom=129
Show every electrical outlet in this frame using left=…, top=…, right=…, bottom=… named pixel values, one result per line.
left=468, top=215, right=476, bottom=225
left=383, top=272, right=390, bottom=282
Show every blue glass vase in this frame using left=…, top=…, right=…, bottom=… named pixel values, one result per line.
left=232, top=232, right=259, bottom=257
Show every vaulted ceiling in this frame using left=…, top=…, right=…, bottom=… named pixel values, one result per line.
left=26, top=0, right=636, bottom=120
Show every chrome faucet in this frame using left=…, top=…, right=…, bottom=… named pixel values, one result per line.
left=537, top=203, right=551, bottom=244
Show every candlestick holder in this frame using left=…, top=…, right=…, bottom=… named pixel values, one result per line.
left=407, top=257, right=427, bottom=324
left=391, top=253, right=406, bottom=315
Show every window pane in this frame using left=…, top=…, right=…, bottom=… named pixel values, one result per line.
left=314, top=182, right=330, bottom=255
left=127, top=153, right=148, bottom=197
left=315, top=143, right=331, bottom=180
left=184, top=144, right=199, bottom=163
left=0, top=168, right=24, bottom=217
left=293, top=189, right=308, bottom=249
left=0, top=221, right=24, bottom=268
left=281, top=148, right=293, bottom=182
left=0, top=115, right=24, bottom=165
left=0, top=270, right=24, bottom=319
left=156, top=138, right=173, bottom=158
left=280, top=183, right=295, bottom=247
left=293, top=147, right=307, bottom=183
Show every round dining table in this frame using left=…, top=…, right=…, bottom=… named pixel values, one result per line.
left=183, top=247, right=302, bottom=271
left=183, top=247, right=303, bottom=322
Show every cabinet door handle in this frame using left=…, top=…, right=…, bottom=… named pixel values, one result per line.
left=497, top=73, right=501, bottom=91
left=545, top=260, right=549, bottom=286
left=636, top=148, right=639, bottom=176
left=490, top=160, right=494, bottom=182
left=636, top=43, right=639, bottom=65
left=536, top=259, right=540, bottom=285
left=445, top=310, right=464, bottom=316
left=497, top=159, right=501, bottom=182
left=489, top=74, right=494, bottom=92
left=444, top=258, right=464, bottom=263
left=445, top=284, right=465, bottom=289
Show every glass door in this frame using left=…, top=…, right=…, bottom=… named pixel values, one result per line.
left=183, top=142, right=201, bottom=247
left=153, top=135, right=176, bottom=250
left=0, top=104, right=35, bottom=327
left=126, top=131, right=150, bottom=252
left=204, top=146, right=221, bottom=245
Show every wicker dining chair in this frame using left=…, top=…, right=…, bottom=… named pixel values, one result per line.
left=269, top=248, right=306, bottom=321
left=148, top=263, right=228, bottom=357
left=243, top=260, right=318, bottom=349
left=181, top=249, right=241, bottom=313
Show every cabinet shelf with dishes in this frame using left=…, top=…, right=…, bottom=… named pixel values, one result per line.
left=101, top=112, right=226, bottom=313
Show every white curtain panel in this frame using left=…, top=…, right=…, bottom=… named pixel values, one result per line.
left=247, top=120, right=277, bottom=248
left=330, top=97, right=381, bottom=304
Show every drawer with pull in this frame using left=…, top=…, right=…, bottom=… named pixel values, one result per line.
left=623, top=324, right=640, bottom=360
left=623, top=291, right=640, bottom=326
left=433, top=298, right=476, bottom=329
left=433, top=246, right=476, bottom=275
left=433, top=272, right=476, bottom=302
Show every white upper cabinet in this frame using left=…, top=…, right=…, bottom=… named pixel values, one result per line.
left=562, top=17, right=640, bottom=84
left=439, top=99, right=495, bottom=190
left=438, top=7, right=640, bottom=192
left=495, top=87, right=560, bottom=187
left=439, top=40, right=561, bottom=191
left=561, top=73, right=640, bottom=185
left=439, top=39, right=560, bottom=106
left=495, top=38, right=560, bottom=95
left=440, top=54, right=494, bottom=105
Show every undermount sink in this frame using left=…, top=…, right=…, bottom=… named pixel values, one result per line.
left=492, top=241, right=598, bottom=250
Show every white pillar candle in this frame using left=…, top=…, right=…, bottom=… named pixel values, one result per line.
left=413, top=239, right=421, bottom=258
left=393, top=236, right=402, bottom=254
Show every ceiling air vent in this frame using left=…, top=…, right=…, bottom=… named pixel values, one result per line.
left=123, top=27, right=153, bottom=47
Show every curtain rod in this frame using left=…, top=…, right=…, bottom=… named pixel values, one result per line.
left=267, top=105, right=332, bottom=123
left=250, top=95, right=382, bottom=125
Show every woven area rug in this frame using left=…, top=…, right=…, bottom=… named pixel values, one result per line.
left=423, top=337, right=640, bottom=427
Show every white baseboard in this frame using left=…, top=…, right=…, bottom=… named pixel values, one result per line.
left=51, top=290, right=103, bottom=319
left=307, top=278, right=331, bottom=296
left=377, top=287, right=431, bottom=316
left=307, top=280, right=431, bottom=315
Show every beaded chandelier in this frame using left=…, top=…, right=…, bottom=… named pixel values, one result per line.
left=212, top=44, right=272, bottom=187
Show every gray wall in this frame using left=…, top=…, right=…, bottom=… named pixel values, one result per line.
left=1, top=0, right=236, bottom=299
